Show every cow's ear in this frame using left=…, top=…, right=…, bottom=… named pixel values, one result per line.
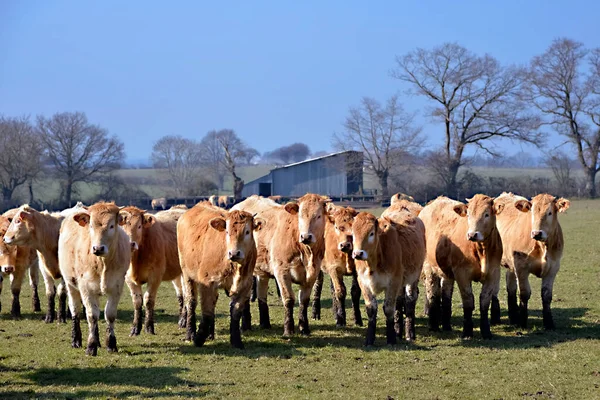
left=209, top=217, right=226, bottom=232
left=514, top=199, right=532, bottom=213
left=73, top=213, right=90, bottom=227
left=556, top=198, right=570, bottom=213
left=118, top=211, right=129, bottom=226
left=18, top=211, right=32, bottom=221
left=143, top=214, right=155, bottom=228
left=284, top=202, right=299, bottom=215
left=453, top=204, right=467, bottom=217
left=347, top=207, right=359, bottom=218
left=378, top=217, right=394, bottom=232
left=325, top=202, right=336, bottom=213
left=253, top=218, right=265, bottom=231
left=493, top=201, right=505, bottom=215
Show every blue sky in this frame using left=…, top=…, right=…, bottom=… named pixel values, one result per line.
left=1, top=1, right=599, bottom=163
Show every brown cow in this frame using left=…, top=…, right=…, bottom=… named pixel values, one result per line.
left=494, top=192, right=569, bottom=330
left=390, top=193, right=415, bottom=205
left=119, top=206, right=186, bottom=336
left=420, top=195, right=503, bottom=339
left=218, top=196, right=230, bottom=208
left=59, top=202, right=131, bottom=355
left=3, top=205, right=67, bottom=323
left=0, top=214, right=40, bottom=318
left=233, top=194, right=329, bottom=336
left=177, top=203, right=262, bottom=348
left=381, top=200, right=426, bottom=341
left=311, top=204, right=362, bottom=327
left=351, top=212, right=404, bottom=346
left=151, top=197, right=167, bottom=210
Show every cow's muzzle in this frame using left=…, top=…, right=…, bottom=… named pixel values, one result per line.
left=300, top=233, right=314, bottom=245
left=1, top=265, right=15, bottom=274
left=352, top=250, right=367, bottom=260
left=531, top=230, right=547, bottom=241
left=228, top=250, right=244, bottom=261
left=92, top=245, right=108, bottom=256
left=467, top=231, right=483, bottom=242
left=3, top=236, right=13, bottom=245
left=338, top=242, right=352, bottom=253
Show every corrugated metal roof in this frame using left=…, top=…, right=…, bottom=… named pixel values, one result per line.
left=272, top=150, right=361, bottom=170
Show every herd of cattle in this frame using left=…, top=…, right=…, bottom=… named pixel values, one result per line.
left=0, top=191, right=569, bottom=355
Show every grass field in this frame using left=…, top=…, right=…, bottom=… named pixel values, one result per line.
left=1, top=201, right=599, bottom=399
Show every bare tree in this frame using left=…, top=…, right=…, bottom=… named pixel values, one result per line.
left=333, top=95, right=423, bottom=198
left=151, top=135, right=203, bottom=196
left=392, top=43, right=542, bottom=195
left=37, top=112, right=124, bottom=206
left=545, top=151, right=575, bottom=196
left=202, top=129, right=248, bottom=201
left=526, top=38, right=600, bottom=197
left=242, top=147, right=260, bottom=165
left=199, top=133, right=227, bottom=189
left=0, top=116, right=44, bottom=204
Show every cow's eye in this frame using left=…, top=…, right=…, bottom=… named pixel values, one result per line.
left=369, top=231, right=374, bottom=237
left=338, top=226, right=345, bottom=232
left=15, top=219, right=21, bottom=224
left=317, top=215, right=321, bottom=219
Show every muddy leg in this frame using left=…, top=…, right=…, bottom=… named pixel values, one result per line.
left=194, top=284, right=217, bottom=347
left=541, top=272, right=557, bottom=330
left=456, top=275, right=474, bottom=339
left=144, top=280, right=161, bottom=335
left=506, top=270, right=519, bottom=325
left=29, top=261, right=41, bottom=312
left=275, top=272, right=295, bottom=337
left=172, top=276, right=186, bottom=328
left=67, top=284, right=83, bottom=348
left=441, top=277, right=454, bottom=331
left=350, top=272, right=363, bottom=326
left=332, top=272, right=347, bottom=327
left=104, top=280, right=124, bottom=353
left=424, top=266, right=441, bottom=332
left=126, top=275, right=143, bottom=336
left=41, top=267, right=56, bottom=323
left=516, top=269, right=531, bottom=329
left=57, top=281, right=68, bottom=323
left=404, top=282, right=419, bottom=341
left=184, top=276, right=198, bottom=342
left=256, top=275, right=271, bottom=329
left=311, top=270, right=323, bottom=320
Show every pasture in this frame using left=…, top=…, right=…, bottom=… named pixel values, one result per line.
left=1, top=200, right=599, bottom=399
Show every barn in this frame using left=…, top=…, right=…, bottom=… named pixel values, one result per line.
left=242, top=150, right=364, bottom=198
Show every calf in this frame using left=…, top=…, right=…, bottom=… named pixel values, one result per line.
left=233, top=194, right=329, bottom=336
left=311, top=205, right=362, bottom=327
left=119, top=206, right=185, bottom=336
left=351, top=212, right=404, bottom=346
left=151, top=198, right=167, bottom=210
left=381, top=200, right=426, bottom=341
left=495, top=192, right=569, bottom=330
left=59, top=202, right=131, bottom=356
left=177, top=203, right=262, bottom=348
left=218, top=196, right=230, bottom=209
left=0, top=214, right=40, bottom=318
left=420, top=195, right=503, bottom=339
left=3, top=205, right=67, bottom=323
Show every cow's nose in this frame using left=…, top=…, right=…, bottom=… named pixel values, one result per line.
left=531, top=230, right=543, bottom=240
left=352, top=250, right=366, bottom=260
left=338, top=242, right=351, bottom=252
left=228, top=250, right=242, bottom=260
left=3, top=237, right=12, bottom=244
left=1, top=265, right=15, bottom=273
left=467, top=232, right=478, bottom=242
left=92, top=245, right=106, bottom=255
left=300, top=233, right=313, bottom=244
left=131, top=242, right=139, bottom=251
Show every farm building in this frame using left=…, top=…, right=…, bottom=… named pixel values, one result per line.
left=242, top=150, right=364, bottom=197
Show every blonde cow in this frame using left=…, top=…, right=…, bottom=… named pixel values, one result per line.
left=119, top=206, right=186, bottom=336
left=59, top=202, right=131, bottom=356
left=151, top=198, right=167, bottom=211
left=420, top=195, right=503, bottom=339
left=494, top=192, right=569, bottom=330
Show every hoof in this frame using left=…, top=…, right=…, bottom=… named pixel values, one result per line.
left=85, top=345, right=98, bottom=356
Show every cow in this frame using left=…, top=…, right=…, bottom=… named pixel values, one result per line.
left=218, top=196, right=230, bottom=209
left=119, top=206, right=186, bottom=336
left=351, top=212, right=404, bottom=346
left=390, top=193, right=415, bottom=205
left=494, top=192, right=569, bottom=330
left=381, top=200, right=426, bottom=341
left=419, top=195, right=503, bottom=339
left=59, top=202, right=131, bottom=356
left=268, top=195, right=282, bottom=204
left=0, top=214, right=40, bottom=318
left=311, top=204, right=363, bottom=327
left=177, top=202, right=262, bottom=348
left=208, top=195, right=218, bottom=206
left=3, top=205, right=67, bottom=323
left=151, top=198, right=167, bottom=211
left=233, top=194, right=329, bottom=336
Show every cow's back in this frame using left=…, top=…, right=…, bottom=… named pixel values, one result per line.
left=384, top=208, right=426, bottom=281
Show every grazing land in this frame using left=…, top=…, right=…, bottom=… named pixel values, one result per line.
left=0, top=200, right=599, bottom=399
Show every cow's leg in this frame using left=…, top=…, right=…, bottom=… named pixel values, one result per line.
left=256, top=275, right=271, bottom=329
left=208, top=291, right=218, bottom=340
left=67, top=284, right=82, bottom=348
left=0, top=274, right=3, bottom=313
left=404, top=281, right=419, bottom=341
left=9, top=269, right=25, bottom=319
left=104, top=279, right=124, bottom=353
left=184, top=275, right=198, bottom=341
left=40, top=267, right=56, bottom=323
left=516, top=268, right=531, bottom=329
left=311, top=270, right=323, bottom=320
left=29, top=262, right=41, bottom=312
left=274, top=271, right=295, bottom=337
left=424, top=263, right=441, bottom=332
left=126, top=275, right=143, bottom=336
left=331, top=271, right=347, bottom=327
left=229, top=287, right=251, bottom=349
left=81, top=288, right=100, bottom=356
left=360, top=283, right=377, bottom=347
left=350, top=272, right=363, bottom=326
left=172, top=276, right=186, bottom=328
left=479, top=268, right=500, bottom=340
left=250, top=276, right=257, bottom=302
left=383, top=283, right=400, bottom=346
left=194, top=283, right=217, bottom=347
left=144, top=279, right=161, bottom=335
left=455, top=273, right=475, bottom=339
left=541, top=270, right=558, bottom=330
left=241, top=297, right=252, bottom=332
left=394, top=294, right=404, bottom=338
left=506, top=269, right=519, bottom=325
left=57, top=281, right=68, bottom=323
left=298, top=282, right=312, bottom=336
left=441, top=276, right=454, bottom=331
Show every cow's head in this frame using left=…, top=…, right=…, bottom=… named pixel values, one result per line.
left=0, top=216, right=17, bottom=274
left=514, top=194, right=570, bottom=242
left=209, top=210, right=263, bottom=262
left=284, top=194, right=330, bottom=247
left=73, top=202, right=125, bottom=257
left=327, top=205, right=359, bottom=254
left=351, top=212, right=392, bottom=261
left=454, top=194, right=504, bottom=243
left=3, top=206, right=36, bottom=246
left=118, top=207, right=153, bottom=252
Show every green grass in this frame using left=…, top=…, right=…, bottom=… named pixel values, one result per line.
left=1, top=201, right=600, bottom=399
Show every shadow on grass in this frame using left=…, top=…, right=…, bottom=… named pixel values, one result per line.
left=1, top=389, right=214, bottom=399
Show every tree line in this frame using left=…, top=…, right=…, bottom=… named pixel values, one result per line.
left=1, top=37, right=599, bottom=207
